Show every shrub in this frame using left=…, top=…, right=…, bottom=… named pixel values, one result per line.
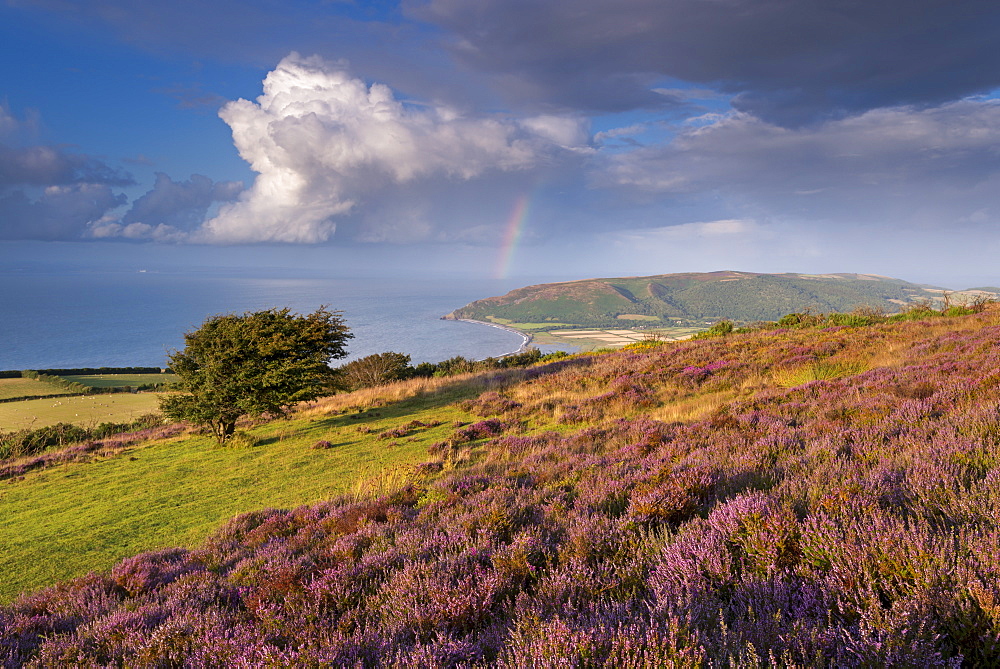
left=225, top=431, right=259, bottom=449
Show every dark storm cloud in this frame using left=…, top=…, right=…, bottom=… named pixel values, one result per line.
left=410, top=0, right=1000, bottom=123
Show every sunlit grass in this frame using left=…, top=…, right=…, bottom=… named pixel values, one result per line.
left=0, top=377, right=73, bottom=401
left=772, top=361, right=870, bottom=387
left=650, top=389, right=739, bottom=423
left=0, top=386, right=473, bottom=603
left=0, top=393, right=163, bottom=431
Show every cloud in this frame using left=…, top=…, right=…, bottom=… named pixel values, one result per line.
left=410, top=0, right=1000, bottom=124
left=87, top=172, right=243, bottom=242
left=0, top=184, right=127, bottom=240
left=0, top=103, right=133, bottom=190
left=0, top=105, right=20, bottom=137
left=197, top=53, right=580, bottom=243
left=598, top=99, right=1000, bottom=230
left=0, top=144, right=134, bottom=188
left=122, top=173, right=241, bottom=230
left=0, top=104, right=135, bottom=240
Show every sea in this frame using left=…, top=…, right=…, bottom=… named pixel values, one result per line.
left=0, top=268, right=566, bottom=371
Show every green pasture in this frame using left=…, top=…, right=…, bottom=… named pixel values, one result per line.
left=485, top=317, right=573, bottom=330
left=0, top=378, right=73, bottom=401
left=616, top=314, right=661, bottom=322
left=64, top=373, right=178, bottom=388
left=0, top=393, right=163, bottom=432
left=0, top=394, right=471, bottom=603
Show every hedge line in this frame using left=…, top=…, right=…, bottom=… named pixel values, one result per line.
left=20, top=371, right=108, bottom=395
left=0, top=393, right=74, bottom=405
left=24, top=366, right=165, bottom=376
left=1, top=367, right=167, bottom=379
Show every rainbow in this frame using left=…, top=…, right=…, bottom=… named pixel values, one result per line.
left=493, top=194, right=531, bottom=279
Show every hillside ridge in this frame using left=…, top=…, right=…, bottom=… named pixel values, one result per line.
left=446, top=270, right=993, bottom=328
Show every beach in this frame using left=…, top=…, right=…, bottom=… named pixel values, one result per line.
left=445, top=318, right=533, bottom=358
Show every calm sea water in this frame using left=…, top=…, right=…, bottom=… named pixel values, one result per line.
left=0, top=270, right=549, bottom=370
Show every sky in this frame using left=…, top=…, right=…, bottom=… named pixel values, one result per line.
left=2, top=0, right=1000, bottom=287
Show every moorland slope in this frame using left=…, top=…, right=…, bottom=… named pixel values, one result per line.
left=5, top=307, right=1000, bottom=665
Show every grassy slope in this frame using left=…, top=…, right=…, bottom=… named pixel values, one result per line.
left=0, top=377, right=483, bottom=603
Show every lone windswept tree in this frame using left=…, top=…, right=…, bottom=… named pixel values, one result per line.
left=160, top=307, right=352, bottom=444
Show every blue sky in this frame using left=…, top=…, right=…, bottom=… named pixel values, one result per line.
left=3, top=0, right=1000, bottom=286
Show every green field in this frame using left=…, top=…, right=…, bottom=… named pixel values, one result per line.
left=0, top=393, right=163, bottom=431
left=0, top=377, right=74, bottom=401
left=64, top=373, right=178, bottom=388
left=0, top=385, right=475, bottom=603
left=484, top=317, right=574, bottom=330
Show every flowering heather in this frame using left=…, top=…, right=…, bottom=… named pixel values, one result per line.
left=452, top=419, right=511, bottom=443
left=5, top=310, right=1000, bottom=665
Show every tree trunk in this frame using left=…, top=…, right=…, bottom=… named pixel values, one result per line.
left=212, top=419, right=237, bottom=445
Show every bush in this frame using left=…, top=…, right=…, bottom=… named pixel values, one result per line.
left=338, top=351, right=414, bottom=390
left=692, top=319, right=735, bottom=339
left=225, top=431, right=260, bottom=449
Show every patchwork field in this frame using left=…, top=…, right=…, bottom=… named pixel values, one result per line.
left=532, top=326, right=704, bottom=350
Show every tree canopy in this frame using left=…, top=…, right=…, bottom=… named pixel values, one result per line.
left=159, top=307, right=352, bottom=444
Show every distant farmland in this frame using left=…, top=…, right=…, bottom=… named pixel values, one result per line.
left=0, top=393, right=163, bottom=431
left=0, top=378, right=74, bottom=401
left=64, top=373, right=177, bottom=388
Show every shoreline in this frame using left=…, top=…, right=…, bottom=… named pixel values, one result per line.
left=444, top=317, right=532, bottom=359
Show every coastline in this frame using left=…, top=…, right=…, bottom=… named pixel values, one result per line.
left=444, top=317, right=532, bottom=359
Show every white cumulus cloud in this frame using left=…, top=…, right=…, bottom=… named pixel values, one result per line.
left=197, top=53, right=570, bottom=243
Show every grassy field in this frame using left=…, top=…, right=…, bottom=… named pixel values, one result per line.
left=64, top=373, right=178, bottom=388
left=0, top=393, right=163, bottom=431
left=0, top=377, right=483, bottom=603
left=484, top=317, right=573, bottom=330
left=0, top=377, right=73, bottom=401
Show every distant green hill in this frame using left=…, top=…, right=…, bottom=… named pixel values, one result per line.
left=446, top=271, right=995, bottom=327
